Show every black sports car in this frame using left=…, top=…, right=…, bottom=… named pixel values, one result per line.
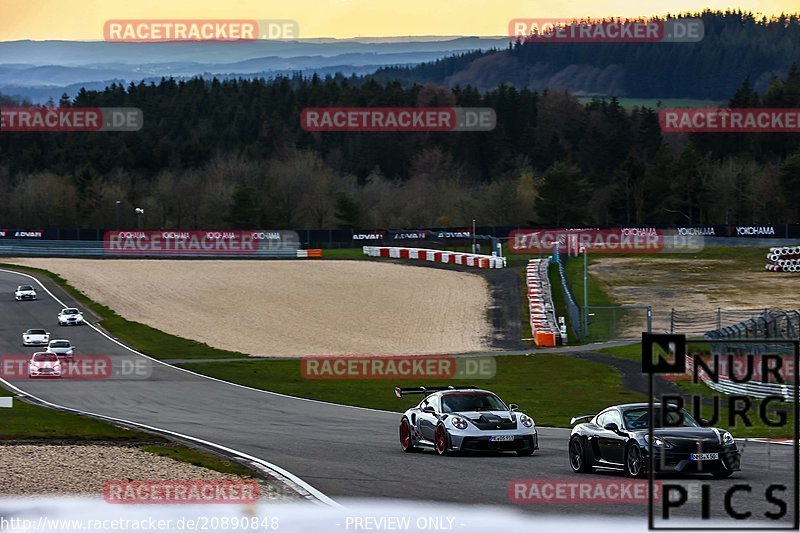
left=569, top=403, right=741, bottom=478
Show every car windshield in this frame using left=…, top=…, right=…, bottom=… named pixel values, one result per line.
left=623, top=407, right=700, bottom=429
left=19, top=286, right=34, bottom=291
left=50, top=341, right=70, bottom=348
left=441, top=393, right=507, bottom=413
left=33, top=353, right=58, bottom=362
left=63, top=309, right=78, bottom=315
left=27, top=329, right=46, bottom=335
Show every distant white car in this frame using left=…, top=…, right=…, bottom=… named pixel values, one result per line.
left=47, top=339, right=74, bottom=359
left=14, top=285, right=37, bottom=301
left=58, top=308, right=84, bottom=326
left=28, top=352, right=62, bottom=378
left=22, top=329, right=50, bottom=347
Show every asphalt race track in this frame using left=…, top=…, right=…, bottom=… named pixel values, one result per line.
left=0, top=268, right=796, bottom=526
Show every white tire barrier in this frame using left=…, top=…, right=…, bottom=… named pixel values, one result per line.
left=765, top=246, right=800, bottom=273
left=526, top=258, right=562, bottom=346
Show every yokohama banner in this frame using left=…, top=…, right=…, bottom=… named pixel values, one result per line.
left=508, top=228, right=704, bottom=254
left=103, top=230, right=299, bottom=255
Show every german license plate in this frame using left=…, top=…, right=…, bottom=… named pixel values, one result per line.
left=690, top=453, right=719, bottom=461
left=490, top=435, right=514, bottom=442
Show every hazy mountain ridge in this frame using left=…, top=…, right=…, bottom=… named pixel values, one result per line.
left=0, top=37, right=505, bottom=102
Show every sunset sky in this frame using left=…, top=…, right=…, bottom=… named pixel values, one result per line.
left=0, top=0, right=795, bottom=41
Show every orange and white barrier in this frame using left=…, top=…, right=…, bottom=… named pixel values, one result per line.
left=362, top=246, right=506, bottom=268
left=296, top=249, right=322, bottom=258
left=527, top=258, right=561, bottom=346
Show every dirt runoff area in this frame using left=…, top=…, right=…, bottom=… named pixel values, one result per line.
left=7, top=259, right=491, bottom=357
left=0, top=443, right=283, bottom=500
left=590, top=257, right=799, bottom=334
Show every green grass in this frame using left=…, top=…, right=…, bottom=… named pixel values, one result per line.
left=598, top=344, right=644, bottom=362
left=0, top=262, right=249, bottom=360
left=0, top=389, right=154, bottom=441
left=556, top=254, right=628, bottom=342
left=176, top=354, right=645, bottom=427
left=141, top=444, right=255, bottom=477
left=316, top=248, right=366, bottom=259
left=0, top=389, right=264, bottom=475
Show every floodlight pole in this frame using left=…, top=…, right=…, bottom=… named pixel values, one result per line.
left=472, top=219, right=476, bottom=253
left=582, top=246, right=588, bottom=337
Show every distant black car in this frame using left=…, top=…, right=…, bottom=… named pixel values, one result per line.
left=569, top=403, right=741, bottom=478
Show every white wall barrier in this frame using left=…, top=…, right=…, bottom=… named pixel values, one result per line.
left=362, top=246, right=506, bottom=268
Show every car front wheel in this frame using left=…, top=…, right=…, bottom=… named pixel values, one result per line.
left=569, top=437, right=593, bottom=473
left=435, top=424, right=451, bottom=456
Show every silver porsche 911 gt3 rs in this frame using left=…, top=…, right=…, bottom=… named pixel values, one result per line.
left=395, top=385, right=538, bottom=456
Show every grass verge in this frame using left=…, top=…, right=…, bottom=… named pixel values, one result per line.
left=0, top=388, right=259, bottom=475
left=176, top=354, right=645, bottom=427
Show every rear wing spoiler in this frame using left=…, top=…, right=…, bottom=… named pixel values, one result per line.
left=394, top=385, right=478, bottom=398
left=570, top=414, right=594, bottom=425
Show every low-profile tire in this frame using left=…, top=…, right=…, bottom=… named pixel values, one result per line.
left=569, top=437, right=593, bottom=473
left=399, top=418, right=419, bottom=453
left=435, top=424, right=451, bottom=456
left=624, top=444, right=645, bottom=478
left=712, top=470, right=734, bottom=479
left=516, top=449, right=535, bottom=456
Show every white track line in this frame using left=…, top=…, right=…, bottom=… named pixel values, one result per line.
left=0, top=268, right=347, bottom=508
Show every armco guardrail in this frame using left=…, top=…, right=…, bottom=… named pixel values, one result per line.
left=554, top=250, right=583, bottom=341
left=526, top=258, right=562, bottom=346
left=0, top=239, right=322, bottom=258
left=362, top=246, right=506, bottom=268
left=687, top=355, right=795, bottom=402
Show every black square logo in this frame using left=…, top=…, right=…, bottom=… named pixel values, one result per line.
left=642, top=333, right=686, bottom=374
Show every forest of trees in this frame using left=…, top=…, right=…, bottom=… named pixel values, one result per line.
left=1, top=16, right=800, bottom=230
left=374, top=11, right=800, bottom=99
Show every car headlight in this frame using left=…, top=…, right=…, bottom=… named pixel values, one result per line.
left=451, top=416, right=468, bottom=430
left=519, top=414, right=534, bottom=428
left=722, top=431, right=735, bottom=446
left=646, top=435, right=671, bottom=448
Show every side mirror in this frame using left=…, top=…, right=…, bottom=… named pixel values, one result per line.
left=422, top=405, right=435, bottom=414
left=509, top=403, right=519, bottom=411
left=603, top=423, right=620, bottom=432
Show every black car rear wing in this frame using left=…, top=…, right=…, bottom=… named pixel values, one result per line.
left=394, top=385, right=478, bottom=398
left=570, top=414, right=594, bottom=425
